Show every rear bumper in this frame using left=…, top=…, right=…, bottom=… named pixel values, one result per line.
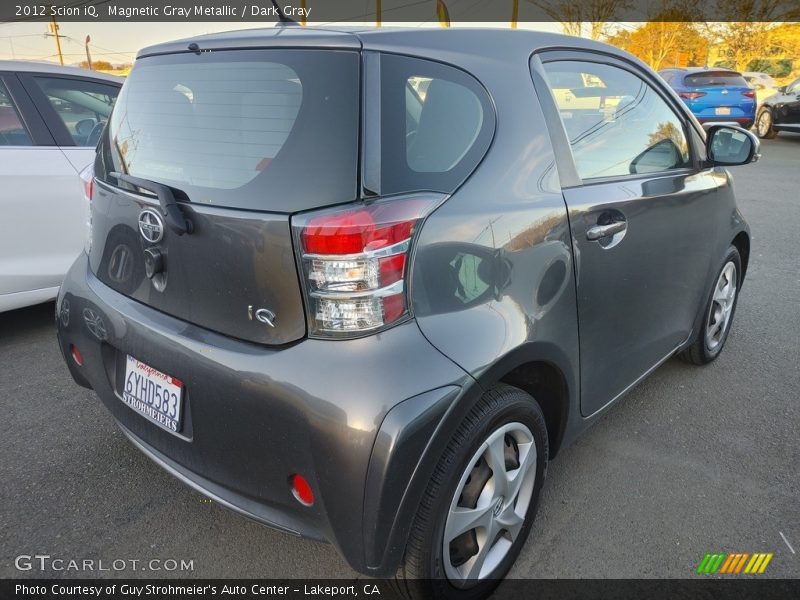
left=56, top=253, right=470, bottom=574
left=697, top=116, right=754, bottom=129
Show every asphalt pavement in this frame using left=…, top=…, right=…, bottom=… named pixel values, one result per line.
left=1, top=134, right=798, bottom=581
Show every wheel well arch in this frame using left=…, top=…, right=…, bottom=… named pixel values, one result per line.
left=732, top=231, right=750, bottom=283
left=496, top=360, right=570, bottom=458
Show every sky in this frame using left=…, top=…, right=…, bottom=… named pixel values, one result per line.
left=0, top=21, right=563, bottom=64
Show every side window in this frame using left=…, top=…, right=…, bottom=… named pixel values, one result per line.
left=786, top=80, right=800, bottom=95
left=542, top=60, right=691, bottom=180
left=404, top=75, right=484, bottom=173
left=0, top=80, right=32, bottom=146
left=375, top=53, right=494, bottom=196
left=31, top=76, right=119, bottom=146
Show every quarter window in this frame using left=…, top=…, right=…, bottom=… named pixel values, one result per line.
left=374, top=53, right=494, bottom=195
left=0, top=80, right=32, bottom=146
left=31, top=76, right=119, bottom=146
left=543, top=61, right=691, bottom=180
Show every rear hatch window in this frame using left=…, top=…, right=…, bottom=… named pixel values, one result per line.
left=97, top=49, right=359, bottom=212
left=684, top=72, right=747, bottom=87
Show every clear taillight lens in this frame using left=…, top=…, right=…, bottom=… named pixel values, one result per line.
left=293, top=195, right=441, bottom=338
left=79, top=164, right=94, bottom=254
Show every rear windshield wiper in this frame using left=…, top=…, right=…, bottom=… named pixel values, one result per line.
left=111, top=172, right=194, bottom=236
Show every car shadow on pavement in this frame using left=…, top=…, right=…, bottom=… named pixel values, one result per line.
left=0, top=301, right=56, bottom=343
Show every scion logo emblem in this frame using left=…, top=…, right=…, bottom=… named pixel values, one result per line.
left=138, top=208, right=165, bottom=243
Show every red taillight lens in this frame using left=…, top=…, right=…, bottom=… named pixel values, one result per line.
left=742, top=90, right=756, bottom=98
left=293, top=195, right=441, bottom=338
left=79, top=164, right=94, bottom=202
left=678, top=91, right=707, bottom=101
left=290, top=474, right=314, bottom=506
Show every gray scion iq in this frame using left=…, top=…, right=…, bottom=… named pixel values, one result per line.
left=56, top=26, right=757, bottom=599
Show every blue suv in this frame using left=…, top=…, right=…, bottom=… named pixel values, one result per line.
left=660, top=67, right=756, bottom=129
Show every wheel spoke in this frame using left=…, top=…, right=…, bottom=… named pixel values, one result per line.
left=726, top=282, right=737, bottom=304
left=464, top=525, right=495, bottom=580
left=505, top=442, right=535, bottom=503
left=485, top=435, right=509, bottom=498
left=714, top=279, right=728, bottom=304
left=445, top=504, right=493, bottom=543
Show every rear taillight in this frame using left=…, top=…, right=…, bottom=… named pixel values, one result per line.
left=679, top=91, right=707, bottom=101
left=293, top=195, right=441, bottom=338
left=80, top=165, right=94, bottom=202
left=79, top=165, right=94, bottom=254
left=742, top=90, right=756, bottom=98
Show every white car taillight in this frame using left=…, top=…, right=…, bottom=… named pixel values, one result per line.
left=79, top=164, right=94, bottom=254
left=293, top=195, right=442, bottom=338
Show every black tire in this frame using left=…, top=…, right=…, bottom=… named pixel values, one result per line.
left=679, top=246, right=742, bottom=365
left=395, top=384, right=548, bottom=600
left=756, top=108, right=777, bottom=139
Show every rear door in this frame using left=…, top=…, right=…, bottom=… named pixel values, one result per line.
left=534, top=52, right=720, bottom=416
left=91, top=47, right=361, bottom=345
left=19, top=72, right=120, bottom=171
left=0, top=73, right=86, bottom=304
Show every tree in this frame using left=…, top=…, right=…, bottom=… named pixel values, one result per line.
left=701, top=0, right=797, bottom=71
left=607, top=22, right=709, bottom=69
left=528, top=0, right=632, bottom=39
left=79, top=59, right=114, bottom=71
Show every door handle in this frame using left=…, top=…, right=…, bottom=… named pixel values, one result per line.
left=586, top=221, right=627, bottom=240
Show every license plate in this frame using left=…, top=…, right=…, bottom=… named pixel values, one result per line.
left=122, top=355, right=183, bottom=432
left=715, top=107, right=731, bottom=115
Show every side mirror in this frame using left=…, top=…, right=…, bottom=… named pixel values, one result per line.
left=706, top=125, right=760, bottom=166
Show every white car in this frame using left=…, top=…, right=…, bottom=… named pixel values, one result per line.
left=0, top=61, right=121, bottom=312
left=743, top=71, right=781, bottom=105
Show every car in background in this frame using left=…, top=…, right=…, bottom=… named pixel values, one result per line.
left=743, top=71, right=781, bottom=104
left=755, top=77, right=800, bottom=139
left=659, top=67, right=756, bottom=129
left=0, top=61, right=121, bottom=312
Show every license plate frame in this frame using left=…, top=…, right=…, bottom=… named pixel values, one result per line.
left=715, top=107, right=732, bottom=116
left=121, top=355, right=184, bottom=433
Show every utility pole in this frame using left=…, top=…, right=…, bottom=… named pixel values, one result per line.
left=47, top=12, right=65, bottom=65
left=84, top=35, right=93, bottom=69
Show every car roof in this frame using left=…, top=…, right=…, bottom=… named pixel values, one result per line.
left=137, top=25, right=620, bottom=62
left=682, top=67, right=740, bottom=74
left=0, top=60, right=123, bottom=83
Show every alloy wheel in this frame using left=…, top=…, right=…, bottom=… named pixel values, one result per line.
left=443, top=422, right=536, bottom=585
left=705, top=261, right=737, bottom=351
left=757, top=111, right=772, bottom=137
